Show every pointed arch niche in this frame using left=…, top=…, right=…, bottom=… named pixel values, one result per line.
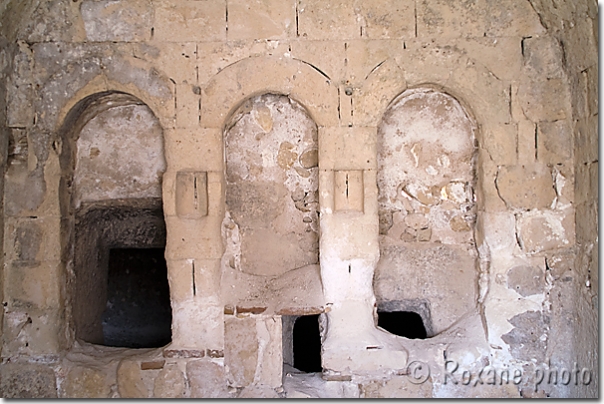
left=374, top=87, right=479, bottom=337
left=59, top=91, right=171, bottom=348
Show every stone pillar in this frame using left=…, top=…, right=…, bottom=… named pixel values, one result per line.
left=318, top=127, right=408, bottom=374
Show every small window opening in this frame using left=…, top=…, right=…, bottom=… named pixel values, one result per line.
left=284, top=314, right=322, bottom=373
left=102, top=248, right=172, bottom=348
left=377, top=311, right=427, bottom=339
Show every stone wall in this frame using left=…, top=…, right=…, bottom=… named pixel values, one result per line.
left=0, top=0, right=598, bottom=398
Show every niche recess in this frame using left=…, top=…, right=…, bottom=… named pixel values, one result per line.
left=60, top=92, right=170, bottom=347
left=220, top=94, right=323, bottom=313
left=282, top=315, right=322, bottom=373
left=374, top=87, right=478, bottom=336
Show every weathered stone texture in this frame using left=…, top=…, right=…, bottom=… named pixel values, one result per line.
left=360, top=375, right=433, bottom=398
left=0, top=0, right=597, bottom=399
left=417, top=0, right=545, bottom=38
left=74, top=104, right=165, bottom=207
left=375, top=243, right=477, bottom=334
left=501, top=311, right=548, bottom=363
left=496, top=164, right=556, bottom=210
left=154, top=1, right=226, bottom=42
left=63, top=366, right=111, bottom=398
left=0, top=364, right=57, bottom=398
left=227, top=0, right=295, bottom=40
left=517, top=209, right=575, bottom=253
left=506, top=265, right=543, bottom=297
left=153, top=363, right=187, bottom=398
left=537, top=120, right=572, bottom=163
left=117, top=359, right=151, bottom=398
left=187, top=360, right=230, bottom=398
left=223, top=94, right=319, bottom=277
left=81, top=0, right=153, bottom=42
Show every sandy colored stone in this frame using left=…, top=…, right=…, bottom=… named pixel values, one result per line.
left=81, top=0, right=153, bottom=42
left=516, top=76, right=571, bottom=122
left=223, top=94, right=319, bottom=277
left=483, top=124, right=517, bottom=165
left=227, top=0, right=295, bottom=40
left=361, top=375, right=433, bottom=398
left=522, top=36, right=566, bottom=79
left=417, top=0, right=544, bottom=38
left=7, top=260, right=61, bottom=310
left=1, top=307, right=63, bottom=356
left=0, top=364, right=57, bottom=398
left=449, top=215, right=470, bottom=232
left=496, top=164, right=555, bottom=210
left=187, top=360, right=230, bottom=398
left=74, top=104, right=165, bottom=207
left=297, top=0, right=359, bottom=40
left=132, top=42, right=197, bottom=84
left=154, top=0, right=226, bottom=42
left=516, top=118, right=536, bottom=164
left=0, top=0, right=598, bottom=399
left=319, top=127, right=376, bottom=170
left=290, top=40, right=346, bottom=83
left=224, top=317, right=258, bottom=387
left=117, top=359, right=150, bottom=398
left=6, top=47, right=33, bottom=128
left=506, top=265, right=543, bottom=297
left=404, top=213, right=429, bottom=230
left=575, top=161, right=598, bottom=207
left=452, top=37, right=522, bottom=81
left=537, top=120, right=572, bottom=164
left=165, top=215, right=223, bottom=260
left=164, top=128, right=223, bottom=173
left=175, top=171, right=207, bottom=219
left=153, top=363, right=187, bottom=398
left=345, top=39, right=404, bottom=86
left=516, top=209, right=575, bottom=253
left=238, top=385, right=280, bottom=398
left=353, top=58, right=407, bottom=127
left=176, top=83, right=200, bottom=128
left=375, top=242, right=477, bottom=334
left=359, top=0, right=415, bottom=39
left=63, top=366, right=110, bottom=398
left=334, top=170, right=364, bottom=212
left=417, top=227, right=432, bottom=242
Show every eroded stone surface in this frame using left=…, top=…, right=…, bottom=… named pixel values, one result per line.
left=63, top=366, right=111, bottom=398
left=0, top=364, right=58, bottom=398
left=153, top=363, right=187, bottom=398
left=0, top=0, right=597, bottom=399
left=187, top=360, right=230, bottom=398
left=375, top=87, right=477, bottom=334
left=223, top=94, right=319, bottom=277
left=74, top=104, right=165, bottom=208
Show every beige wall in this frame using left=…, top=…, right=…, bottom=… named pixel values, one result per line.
left=0, top=0, right=598, bottom=398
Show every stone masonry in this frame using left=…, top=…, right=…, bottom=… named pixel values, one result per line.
left=0, top=0, right=598, bottom=398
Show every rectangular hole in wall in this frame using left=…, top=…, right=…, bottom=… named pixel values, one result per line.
left=102, top=248, right=172, bottom=348
left=283, top=314, right=322, bottom=373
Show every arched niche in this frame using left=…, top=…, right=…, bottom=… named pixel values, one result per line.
left=58, top=91, right=171, bottom=348
left=220, top=93, right=323, bottom=313
left=374, top=87, right=478, bottom=336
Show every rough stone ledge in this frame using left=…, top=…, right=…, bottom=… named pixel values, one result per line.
left=163, top=349, right=205, bottom=359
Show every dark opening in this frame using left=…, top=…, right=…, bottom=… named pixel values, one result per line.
left=377, top=311, right=427, bottom=339
left=102, top=248, right=172, bottom=348
left=292, top=315, right=322, bottom=373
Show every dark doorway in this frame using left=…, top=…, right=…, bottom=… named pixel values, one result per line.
left=102, top=248, right=172, bottom=348
left=377, top=311, right=427, bottom=339
left=292, top=315, right=322, bottom=373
